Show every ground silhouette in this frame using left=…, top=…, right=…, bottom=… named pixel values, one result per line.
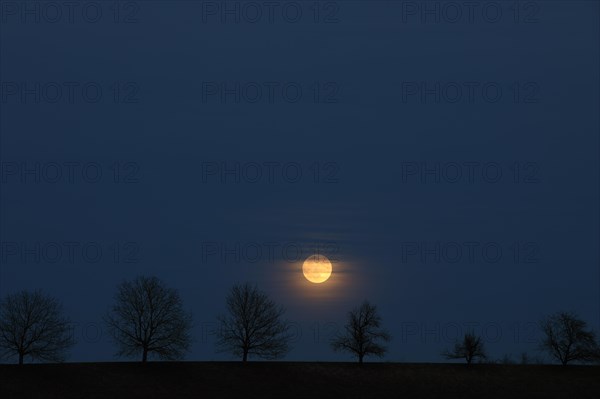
left=1, top=362, right=599, bottom=399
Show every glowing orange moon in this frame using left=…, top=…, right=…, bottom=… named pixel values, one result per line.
left=302, top=255, right=332, bottom=283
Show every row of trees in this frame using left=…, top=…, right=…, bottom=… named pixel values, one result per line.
left=443, top=313, right=600, bottom=366
left=1, top=276, right=599, bottom=366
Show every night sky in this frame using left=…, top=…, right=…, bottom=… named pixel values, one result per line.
left=1, top=0, right=599, bottom=363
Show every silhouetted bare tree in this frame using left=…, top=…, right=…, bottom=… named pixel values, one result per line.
left=443, top=331, right=487, bottom=364
left=0, top=290, right=73, bottom=365
left=331, top=301, right=391, bottom=363
left=216, top=283, right=291, bottom=361
left=104, top=276, right=192, bottom=363
left=539, top=311, right=599, bottom=366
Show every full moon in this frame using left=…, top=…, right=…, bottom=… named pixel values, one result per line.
left=302, top=254, right=332, bottom=283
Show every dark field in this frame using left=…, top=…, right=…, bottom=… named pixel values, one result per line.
left=1, top=362, right=599, bottom=399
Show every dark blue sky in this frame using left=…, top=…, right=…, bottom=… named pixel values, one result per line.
left=1, top=0, right=599, bottom=363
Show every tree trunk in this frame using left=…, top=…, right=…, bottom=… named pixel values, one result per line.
left=358, top=354, right=364, bottom=364
left=142, top=348, right=148, bottom=363
left=18, top=352, right=24, bottom=365
left=242, top=351, right=248, bottom=362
